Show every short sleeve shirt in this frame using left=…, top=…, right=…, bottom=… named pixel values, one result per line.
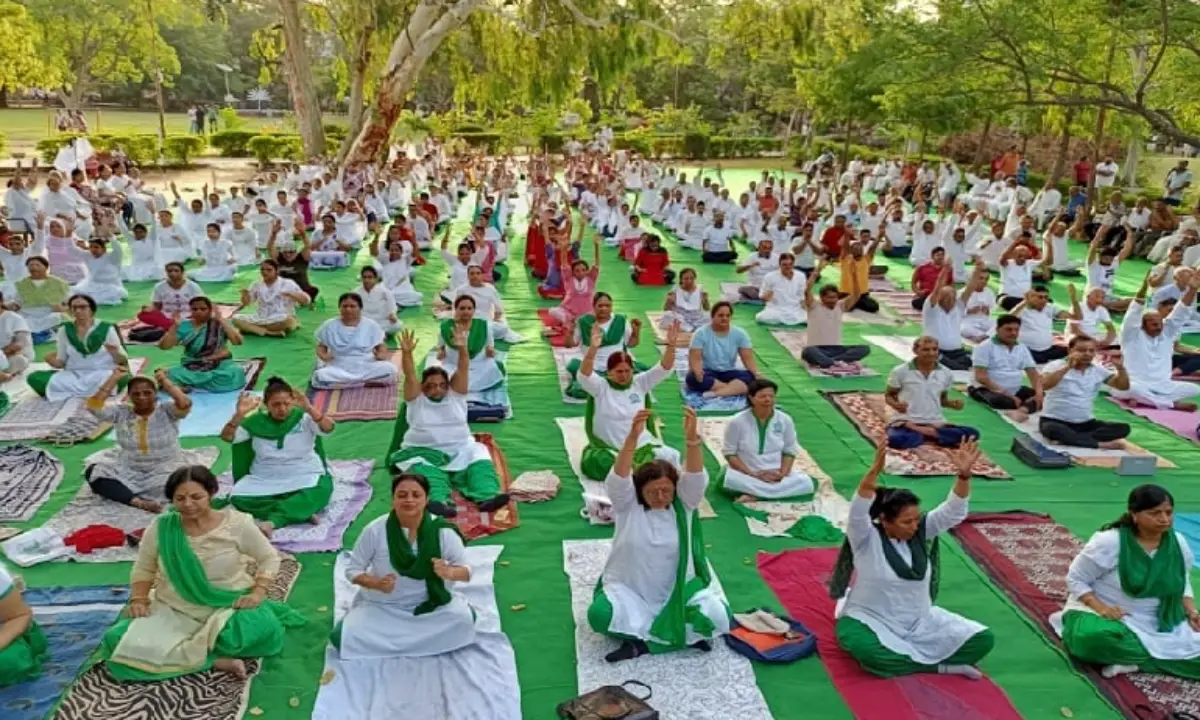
left=690, top=325, right=751, bottom=372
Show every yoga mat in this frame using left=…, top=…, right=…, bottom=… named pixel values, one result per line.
left=537, top=308, right=568, bottom=346
left=0, top=445, right=64, bottom=522
left=53, top=555, right=301, bottom=720
left=564, top=538, right=772, bottom=720
left=117, top=303, right=239, bottom=345
left=864, top=334, right=973, bottom=385
left=872, top=290, right=924, bottom=321
left=102, top=359, right=263, bottom=440
left=757, top=548, right=1024, bottom=720
left=994, top=409, right=1175, bottom=468
left=552, top=347, right=586, bottom=404
left=311, top=546, right=520, bottom=720
left=681, top=385, right=749, bottom=413
left=645, top=311, right=694, bottom=346
left=698, top=417, right=849, bottom=538
left=1175, top=514, right=1200, bottom=569
left=719, top=282, right=764, bottom=306
left=769, top=330, right=878, bottom=378
left=1107, top=397, right=1199, bottom=445
left=950, top=512, right=1200, bottom=719
left=556, top=417, right=715, bottom=525
left=41, top=446, right=221, bottom=563
left=216, top=459, right=375, bottom=553
left=0, top=585, right=127, bottom=720
left=448, top=433, right=520, bottom=540
left=307, top=364, right=403, bottom=422
left=823, top=391, right=1011, bottom=479
left=2, top=358, right=150, bottom=445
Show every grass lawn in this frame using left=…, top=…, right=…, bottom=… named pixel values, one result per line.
left=0, top=108, right=289, bottom=151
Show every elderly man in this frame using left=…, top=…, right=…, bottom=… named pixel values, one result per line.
left=884, top=335, right=981, bottom=449
left=1011, top=285, right=1073, bottom=363
left=1039, top=336, right=1131, bottom=448
left=968, top=313, right=1042, bottom=418
left=1111, top=271, right=1200, bottom=411
left=1029, top=182, right=1063, bottom=229
left=921, top=265, right=973, bottom=370
left=735, top=237, right=779, bottom=301
left=37, top=172, right=93, bottom=241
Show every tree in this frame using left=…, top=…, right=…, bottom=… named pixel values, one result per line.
left=276, top=0, right=324, bottom=156
left=0, top=0, right=60, bottom=104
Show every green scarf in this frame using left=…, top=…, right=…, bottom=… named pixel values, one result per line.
left=64, top=321, right=115, bottom=356
left=578, top=314, right=627, bottom=350
left=1117, top=525, right=1186, bottom=633
left=829, top=516, right=940, bottom=602
left=231, top=408, right=328, bottom=481
left=583, top=375, right=659, bottom=466
left=385, top=511, right=465, bottom=615
left=15, top=276, right=69, bottom=308
left=440, top=318, right=488, bottom=358
left=155, top=511, right=304, bottom=626
left=646, top=498, right=717, bottom=651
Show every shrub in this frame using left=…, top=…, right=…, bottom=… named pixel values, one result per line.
left=452, top=132, right=500, bottom=152
left=649, top=134, right=684, bottom=158
left=36, top=134, right=84, bottom=163
left=615, top=129, right=653, bottom=156
left=682, top=132, right=711, bottom=159
left=219, top=107, right=246, bottom=132
left=247, top=134, right=302, bottom=165
left=163, top=136, right=206, bottom=165
left=210, top=130, right=258, bottom=158
left=0, top=130, right=7, bottom=159
left=324, top=123, right=348, bottom=142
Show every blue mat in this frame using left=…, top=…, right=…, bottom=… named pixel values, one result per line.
left=0, top=585, right=125, bottom=720
left=681, top=386, right=748, bottom=413
left=1176, top=514, right=1200, bottom=568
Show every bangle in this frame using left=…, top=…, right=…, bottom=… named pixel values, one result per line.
left=129, top=596, right=149, bottom=604
left=686, top=440, right=702, bottom=447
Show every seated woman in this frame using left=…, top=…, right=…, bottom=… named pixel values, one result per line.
left=547, top=234, right=601, bottom=335
left=831, top=438, right=994, bottom=679
left=269, top=220, right=321, bottom=303
left=0, top=564, right=47, bottom=687
left=587, top=407, right=730, bottom=663
left=538, top=218, right=582, bottom=299
left=160, top=296, right=247, bottom=393
left=1052, top=484, right=1200, bottom=680
left=122, top=223, right=164, bottom=282
left=390, top=330, right=508, bottom=518
left=564, top=291, right=643, bottom=399
left=332, top=472, right=476, bottom=659
left=686, top=302, right=760, bottom=398
left=99, top=466, right=304, bottom=681
left=720, top=379, right=813, bottom=500
left=578, top=321, right=682, bottom=481
left=191, top=223, right=237, bottom=282
left=434, top=295, right=505, bottom=394
left=357, top=265, right=402, bottom=334
left=313, top=293, right=397, bottom=389
left=372, top=232, right=423, bottom=308
left=219, top=378, right=335, bottom=534
left=310, top=214, right=352, bottom=270
left=631, top=234, right=674, bottom=286
left=84, top=368, right=193, bottom=514
left=69, top=237, right=127, bottom=305
left=130, top=263, right=204, bottom=342
left=28, top=294, right=128, bottom=400
left=8, top=257, right=70, bottom=338
left=232, top=259, right=310, bottom=338
left=658, top=268, right=709, bottom=333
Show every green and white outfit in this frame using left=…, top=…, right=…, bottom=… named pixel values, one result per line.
left=166, top=318, right=246, bottom=393
left=586, top=468, right=731, bottom=652
left=27, top=322, right=127, bottom=401
left=223, top=408, right=333, bottom=529
left=1051, top=527, right=1200, bottom=678
left=831, top=490, right=994, bottom=677
left=434, top=318, right=505, bottom=393
left=565, top=313, right=645, bottom=399
left=0, top=564, right=48, bottom=687
left=388, top=389, right=502, bottom=506
left=332, top=512, right=475, bottom=658
left=718, top=408, right=813, bottom=499
left=578, top=363, right=679, bottom=482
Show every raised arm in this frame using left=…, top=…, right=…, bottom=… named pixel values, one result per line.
left=399, top=329, right=420, bottom=402
left=154, top=368, right=192, bottom=416
left=448, top=324, right=470, bottom=395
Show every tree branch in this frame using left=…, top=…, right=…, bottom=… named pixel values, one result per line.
left=1136, top=0, right=1169, bottom=104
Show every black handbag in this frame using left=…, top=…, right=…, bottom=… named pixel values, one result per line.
left=556, top=680, right=658, bottom=720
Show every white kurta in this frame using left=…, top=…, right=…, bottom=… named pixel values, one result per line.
left=154, top=223, right=194, bottom=266
left=191, top=239, right=236, bottom=282
left=1050, top=529, right=1200, bottom=660
left=122, top=235, right=163, bottom=282
left=756, top=270, right=808, bottom=325
left=377, top=248, right=422, bottom=307
left=69, top=244, right=127, bottom=305
left=398, top=391, right=492, bottom=471
left=359, top=284, right=402, bottom=333
left=1114, top=300, right=1200, bottom=408
left=338, top=516, right=476, bottom=659
left=720, top=409, right=813, bottom=499
left=660, top=286, right=708, bottom=332
left=578, top=364, right=680, bottom=465
left=237, top=278, right=302, bottom=325
left=598, top=469, right=729, bottom=644
left=46, top=324, right=125, bottom=401
left=837, top=491, right=987, bottom=665
left=226, top=227, right=259, bottom=266
left=231, top=414, right=329, bottom=497
left=434, top=324, right=504, bottom=393
left=313, top=317, right=398, bottom=389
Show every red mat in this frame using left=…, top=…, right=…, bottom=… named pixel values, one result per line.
left=448, top=433, right=520, bottom=540
left=537, top=308, right=567, bottom=347
left=952, top=512, right=1200, bottom=719
left=757, top=548, right=1023, bottom=720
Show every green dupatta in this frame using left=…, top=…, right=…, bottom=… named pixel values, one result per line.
left=440, top=318, right=488, bottom=358
left=231, top=407, right=328, bottom=481
left=584, top=375, right=659, bottom=467
left=1117, top=525, right=1187, bottom=633
left=155, top=511, right=304, bottom=627
left=646, top=497, right=717, bottom=651
left=64, top=321, right=116, bottom=356
left=828, top=516, right=940, bottom=601
left=385, top=511, right=465, bottom=615
left=578, top=314, right=627, bottom=350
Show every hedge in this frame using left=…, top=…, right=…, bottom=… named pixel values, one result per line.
left=450, top=132, right=501, bottom=152
left=163, top=136, right=206, bottom=165
left=247, top=134, right=304, bottom=164
left=0, top=131, right=7, bottom=159
left=210, top=130, right=258, bottom=158
left=36, top=133, right=161, bottom=164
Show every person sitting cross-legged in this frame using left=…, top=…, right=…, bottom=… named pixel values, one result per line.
left=1038, top=336, right=1132, bottom=449
left=1110, top=270, right=1200, bottom=411
left=967, top=314, right=1042, bottom=420
left=884, top=336, right=981, bottom=449
left=798, top=264, right=872, bottom=371
left=719, top=378, right=813, bottom=500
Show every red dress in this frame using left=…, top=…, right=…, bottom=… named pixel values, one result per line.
left=634, top=248, right=671, bottom=285
left=526, top=222, right=548, bottom=278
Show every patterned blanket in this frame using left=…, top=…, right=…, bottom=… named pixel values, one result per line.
left=0, top=445, right=64, bottom=522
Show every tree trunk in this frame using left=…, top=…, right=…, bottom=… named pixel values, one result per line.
left=336, top=26, right=374, bottom=165
left=1050, top=105, right=1076, bottom=185
left=972, top=117, right=992, bottom=169
left=0, top=86, right=8, bottom=109
left=918, top=126, right=928, bottom=158
left=1122, top=43, right=1149, bottom=186
left=277, top=0, right=325, bottom=158
left=1087, top=27, right=1119, bottom=212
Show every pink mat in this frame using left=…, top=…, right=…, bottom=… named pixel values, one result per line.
left=1108, top=398, right=1199, bottom=445
left=757, top=548, right=1023, bottom=720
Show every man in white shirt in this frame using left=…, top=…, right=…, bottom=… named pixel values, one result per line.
left=1029, top=182, right=1062, bottom=229
left=701, top=211, right=736, bottom=264
left=1111, top=272, right=1200, bottom=410
left=0, top=304, right=33, bottom=377
left=921, top=265, right=973, bottom=370
left=884, top=335, right=981, bottom=449
left=1012, top=285, right=1071, bottom=363
left=799, top=275, right=871, bottom=369
left=1038, top=336, right=1130, bottom=448
left=998, top=243, right=1036, bottom=310
left=937, top=161, right=961, bottom=211
left=968, top=313, right=1041, bottom=418
left=735, top=238, right=778, bottom=301
left=1164, top=160, right=1192, bottom=207
left=1094, top=156, right=1119, bottom=191
left=1067, top=284, right=1118, bottom=346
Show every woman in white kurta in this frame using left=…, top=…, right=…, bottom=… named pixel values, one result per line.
left=333, top=473, right=476, bottom=659
left=578, top=320, right=681, bottom=481
left=1051, top=484, right=1200, bottom=679
left=659, top=268, right=710, bottom=333
left=358, top=266, right=402, bottom=334
left=191, top=224, right=237, bottom=282
left=586, top=407, right=730, bottom=662
left=121, top=224, right=164, bottom=282
left=719, top=379, right=813, bottom=500
left=27, top=294, right=128, bottom=401
left=831, top=438, right=994, bottom=678
left=375, top=236, right=422, bottom=307
left=226, top=213, right=260, bottom=266
left=154, top=213, right=195, bottom=266
left=232, top=260, right=309, bottom=337
left=434, top=295, right=505, bottom=393
left=312, top=294, right=398, bottom=389
left=68, top=238, right=127, bottom=305
left=755, top=253, right=808, bottom=326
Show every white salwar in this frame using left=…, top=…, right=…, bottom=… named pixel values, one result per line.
left=377, top=247, right=422, bottom=307
left=1111, top=300, right=1200, bottom=409
left=596, top=468, right=730, bottom=644
left=659, top=286, right=708, bottom=332
left=1050, top=529, right=1200, bottom=660
left=396, top=391, right=492, bottom=471
left=191, top=239, right=237, bottom=282
left=312, top=317, right=398, bottom=389
left=720, top=409, right=813, bottom=499
left=836, top=491, right=987, bottom=665
left=231, top=414, right=329, bottom=497
left=358, top=284, right=403, bottom=333
left=236, top=278, right=302, bottom=325
left=433, top=324, right=504, bottom=393
left=755, top=270, right=808, bottom=325
left=337, top=516, right=476, bottom=659
left=44, top=324, right=126, bottom=401
left=70, top=244, right=127, bottom=305
left=122, top=236, right=164, bottom=282
left=578, top=365, right=680, bottom=467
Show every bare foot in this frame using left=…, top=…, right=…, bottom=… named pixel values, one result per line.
left=131, top=498, right=165, bottom=514
left=257, top=521, right=275, bottom=538
left=1098, top=440, right=1126, bottom=450
left=309, top=514, right=321, bottom=525
left=1175, top=401, right=1197, bottom=412
left=213, top=657, right=248, bottom=679
left=1010, top=409, right=1029, bottom=423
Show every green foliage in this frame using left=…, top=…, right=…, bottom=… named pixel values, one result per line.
left=708, top=136, right=782, bottom=157
left=163, top=135, right=206, bottom=165
left=452, top=132, right=501, bottom=153
left=210, top=130, right=258, bottom=157
left=682, top=132, right=711, bottom=159
left=106, top=135, right=160, bottom=164
left=642, top=105, right=712, bottom=135
left=219, top=108, right=247, bottom=132
left=247, top=134, right=303, bottom=164
left=0, top=130, right=7, bottom=159
left=323, top=123, right=349, bottom=142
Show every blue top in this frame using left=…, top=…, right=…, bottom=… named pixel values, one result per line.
left=690, top=325, right=752, bottom=371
